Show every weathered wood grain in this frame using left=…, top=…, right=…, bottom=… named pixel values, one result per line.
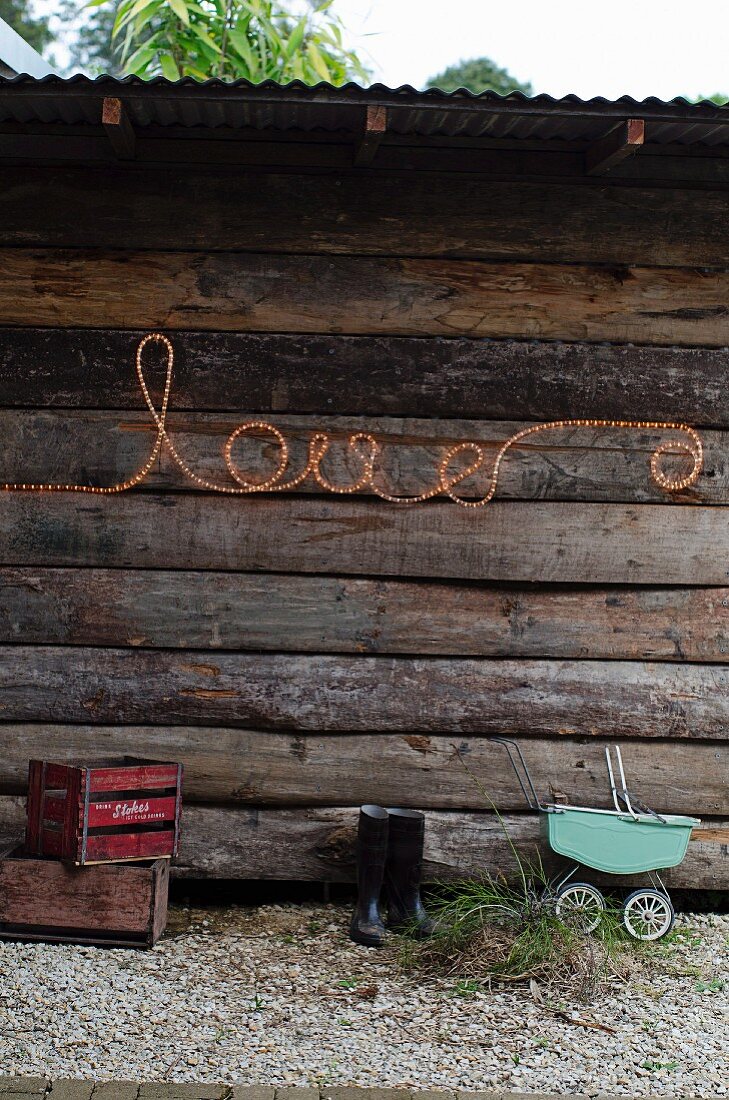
left=0, top=726, right=723, bottom=814
left=0, top=494, right=726, bottom=585
left=2, top=329, right=728, bottom=426
left=3, top=167, right=729, bottom=265
left=0, top=648, right=727, bottom=738
left=2, top=130, right=729, bottom=185
left=2, top=569, right=728, bottom=662
left=1, top=410, right=723, bottom=504
left=1, top=797, right=720, bottom=886
left=3, top=251, right=729, bottom=345
left=176, top=807, right=729, bottom=887
left=0, top=848, right=168, bottom=945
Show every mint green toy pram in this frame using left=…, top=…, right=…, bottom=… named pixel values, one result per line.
left=491, top=738, right=699, bottom=940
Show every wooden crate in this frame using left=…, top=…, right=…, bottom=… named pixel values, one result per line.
left=0, top=845, right=169, bottom=947
left=25, top=757, right=183, bottom=865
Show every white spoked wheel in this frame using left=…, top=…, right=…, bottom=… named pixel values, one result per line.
left=555, top=882, right=606, bottom=933
left=622, top=889, right=675, bottom=941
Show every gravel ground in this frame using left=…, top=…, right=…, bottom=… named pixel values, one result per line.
left=0, top=903, right=726, bottom=1095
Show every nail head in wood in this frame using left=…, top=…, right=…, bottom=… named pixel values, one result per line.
left=354, top=105, right=387, bottom=167
left=102, top=96, right=136, bottom=160
left=585, top=117, right=645, bottom=175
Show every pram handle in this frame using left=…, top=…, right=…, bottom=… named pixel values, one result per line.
left=488, top=737, right=548, bottom=811
left=605, top=745, right=668, bottom=823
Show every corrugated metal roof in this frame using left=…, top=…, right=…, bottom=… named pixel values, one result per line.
left=0, top=74, right=728, bottom=147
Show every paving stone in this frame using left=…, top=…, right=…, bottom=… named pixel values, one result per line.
left=48, top=1085, right=94, bottom=1100
left=275, top=1091, right=321, bottom=1100
left=91, top=1085, right=139, bottom=1100
left=322, top=1091, right=411, bottom=1100
left=228, top=1090, right=275, bottom=1100
left=412, top=1093, right=456, bottom=1100
left=0, top=1081, right=48, bottom=1096
left=138, top=1089, right=225, bottom=1100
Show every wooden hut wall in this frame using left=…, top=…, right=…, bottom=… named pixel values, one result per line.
left=0, top=159, right=727, bottom=887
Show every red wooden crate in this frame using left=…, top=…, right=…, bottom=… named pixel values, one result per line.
left=25, top=757, right=183, bottom=865
left=0, top=845, right=169, bottom=947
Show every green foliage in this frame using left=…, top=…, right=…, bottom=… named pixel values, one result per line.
left=694, top=976, right=725, bottom=992
left=689, top=93, right=728, bottom=105
left=90, top=0, right=370, bottom=84
left=58, top=0, right=124, bottom=76
left=0, top=0, right=53, bottom=54
left=426, top=56, right=532, bottom=96
left=400, top=859, right=636, bottom=1002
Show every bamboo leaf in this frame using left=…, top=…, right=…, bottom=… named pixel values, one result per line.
left=283, top=15, right=307, bottom=59
left=125, top=43, right=157, bottom=71
left=160, top=52, right=181, bottom=79
left=189, top=23, right=223, bottom=52
left=229, top=28, right=256, bottom=70
left=307, top=40, right=331, bottom=82
left=168, top=0, right=191, bottom=26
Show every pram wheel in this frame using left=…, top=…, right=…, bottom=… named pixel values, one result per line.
left=554, top=882, right=605, bottom=932
left=622, top=889, right=675, bottom=940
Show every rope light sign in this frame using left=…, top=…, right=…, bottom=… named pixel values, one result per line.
left=0, top=332, right=704, bottom=504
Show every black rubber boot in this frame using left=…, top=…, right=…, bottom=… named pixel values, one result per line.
left=384, top=808, right=433, bottom=938
left=349, top=805, right=388, bottom=947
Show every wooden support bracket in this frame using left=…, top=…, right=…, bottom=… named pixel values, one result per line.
left=102, top=97, right=136, bottom=160
left=354, top=105, right=387, bottom=167
left=585, top=118, right=645, bottom=175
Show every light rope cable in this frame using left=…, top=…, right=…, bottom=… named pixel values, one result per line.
left=0, top=332, right=704, bottom=503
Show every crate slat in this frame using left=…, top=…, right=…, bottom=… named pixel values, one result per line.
left=86, top=795, right=178, bottom=829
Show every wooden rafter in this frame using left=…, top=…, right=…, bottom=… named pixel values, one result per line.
left=354, top=104, right=387, bottom=167
left=102, top=96, right=136, bottom=160
left=586, top=117, right=645, bottom=175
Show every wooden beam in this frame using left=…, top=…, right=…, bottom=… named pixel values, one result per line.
left=0, top=409, right=723, bottom=504
left=354, top=105, right=387, bottom=167
left=1, top=329, right=728, bottom=426
left=586, top=118, right=645, bottom=175
left=0, top=796, right=724, bottom=887
left=102, top=97, right=136, bottom=160
left=4, top=166, right=729, bottom=261
left=3, top=249, right=729, bottom=345
left=1, top=495, right=728, bottom=585
left=0, top=647, right=727, bottom=738
left=2, top=569, right=728, bottom=662
left=0, top=727, right=723, bottom=815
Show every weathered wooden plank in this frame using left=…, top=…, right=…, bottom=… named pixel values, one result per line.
left=178, top=807, right=729, bottom=887
left=0, top=727, right=723, bottom=814
left=3, top=167, right=729, bottom=265
left=2, top=569, right=728, bottom=662
left=3, top=132, right=729, bottom=185
left=0, top=798, right=723, bottom=887
left=0, top=495, right=726, bottom=585
left=0, top=648, right=726, bottom=738
left=0, top=410, right=724, bottom=504
left=2, top=329, right=728, bottom=426
left=2, top=251, right=729, bottom=345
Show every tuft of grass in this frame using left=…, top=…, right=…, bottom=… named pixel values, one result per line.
left=451, top=978, right=482, bottom=998
left=400, top=744, right=654, bottom=1002
left=403, top=867, right=636, bottom=1001
left=642, top=1059, right=678, bottom=1073
left=694, top=976, right=725, bottom=993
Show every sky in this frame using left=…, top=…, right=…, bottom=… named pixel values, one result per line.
left=34, top=0, right=729, bottom=101
left=333, top=0, right=729, bottom=100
